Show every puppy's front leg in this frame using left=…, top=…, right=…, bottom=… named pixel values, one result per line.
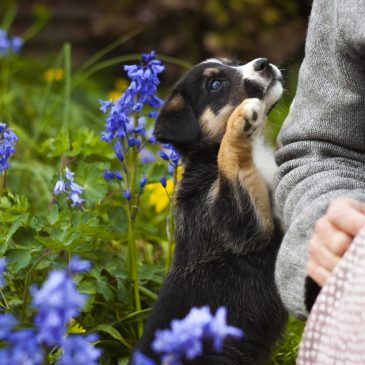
left=217, top=98, right=274, bottom=234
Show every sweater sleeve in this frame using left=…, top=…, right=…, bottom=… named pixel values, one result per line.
left=274, top=0, right=365, bottom=319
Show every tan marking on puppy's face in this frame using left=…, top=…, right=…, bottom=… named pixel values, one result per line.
left=165, top=93, right=185, bottom=112
left=203, top=67, right=220, bottom=77
left=199, top=105, right=235, bottom=142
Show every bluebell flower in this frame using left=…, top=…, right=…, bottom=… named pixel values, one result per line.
left=0, top=257, right=6, bottom=288
left=69, top=193, right=84, bottom=208
left=103, top=170, right=116, bottom=180
left=65, top=167, right=74, bottom=181
left=100, top=51, right=164, bottom=164
left=10, top=36, right=23, bottom=53
left=0, top=122, right=18, bottom=173
left=0, top=313, right=17, bottom=340
left=127, top=137, right=141, bottom=148
left=0, top=29, right=23, bottom=56
left=54, top=179, right=67, bottom=194
left=140, top=175, right=148, bottom=188
left=159, top=176, right=167, bottom=188
left=54, top=167, right=84, bottom=208
left=132, top=352, right=156, bottom=365
left=158, top=143, right=181, bottom=176
left=0, top=329, right=44, bottom=365
left=113, top=140, right=124, bottom=161
left=139, top=148, right=156, bottom=164
left=114, top=171, right=123, bottom=180
left=69, top=256, right=91, bottom=274
left=57, top=334, right=101, bottom=365
left=32, top=270, right=86, bottom=346
left=123, top=189, right=131, bottom=200
left=207, top=307, right=244, bottom=351
left=151, top=306, right=243, bottom=365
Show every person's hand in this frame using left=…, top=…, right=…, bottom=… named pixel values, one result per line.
left=307, top=197, right=365, bottom=287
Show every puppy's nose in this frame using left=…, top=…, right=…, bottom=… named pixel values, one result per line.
left=254, top=58, right=269, bottom=72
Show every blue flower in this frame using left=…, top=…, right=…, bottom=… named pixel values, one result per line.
left=0, top=29, right=23, bottom=56
left=100, top=51, right=164, bottom=164
left=54, top=179, right=67, bottom=194
left=53, top=168, right=84, bottom=208
left=32, top=270, right=86, bottom=346
left=69, top=193, right=84, bottom=208
left=57, top=334, right=101, bottom=365
left=208, top=307, right=244, bottom=351
left=139, top=148, right=156, bottom=164
left=113, top=140, right=124, bottom=161
left=139, top=175, right=148, bottom=188
left=69, top=256, right=91, bottom=274
left=0, top=329, right=44, bottom=365
left=151, top=306, right=243, bottom=364
left=0, top=257, right=6, bottom=288
left=132, top=352, right=156, bottom=365
left=158, top=143, right=180, bottom=176
left=123, top=189, right=131, bottom=200
left=0, top=313, right=17, bottom=340
left=0, top=122, right=18, bottom=173
left=159, top=176, right=167, bottom=188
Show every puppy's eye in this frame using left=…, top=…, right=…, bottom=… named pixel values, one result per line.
left=208, top=79, right=224, bottom=93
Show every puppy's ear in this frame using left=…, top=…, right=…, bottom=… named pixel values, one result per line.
left=154, top=92, right=201, bottom=144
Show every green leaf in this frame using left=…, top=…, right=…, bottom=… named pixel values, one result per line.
left=96, top=278, right=114, bottom=301
left=35, top=236, right=65, bottom=251
left=47, top=205, right=59, bottom=225
left=6, top=249, right=32, bottom=273
left=94, top=324, right=132, bottom=349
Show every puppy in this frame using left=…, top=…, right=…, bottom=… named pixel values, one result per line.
left=131, top=58, right=287, bottom=365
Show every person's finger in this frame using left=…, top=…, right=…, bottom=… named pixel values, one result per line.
left=308, top=235, right=340, bottom=273
left=313, top=216, right=352, bottom=257
left=307, top=260, right=330, bottom=287
left=327, top=198, right=365, bottom=236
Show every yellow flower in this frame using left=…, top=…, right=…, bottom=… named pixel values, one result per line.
left=145, top=167, right=183, bottom=213
left=107, top=78, right=129, bottom=101
left=43, top=68, right=64, bottom=82
left=146, top=179, right=174, bottom=213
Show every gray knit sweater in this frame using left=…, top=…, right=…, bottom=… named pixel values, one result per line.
left=274, top=0, right=365, bottom=319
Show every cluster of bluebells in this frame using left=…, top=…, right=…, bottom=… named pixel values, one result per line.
left=158, top=143, right=181, bottom=188
left=0, top=29, right=23, bottom=56
left=54, top=167, right=85, bottom=207
left=0, top=257, right=101, bottom=365
left=100, top=51, right=164, bottom=199
left=133, top=306, right=243, bottom=365
left=0, top=123, right=18, bottom=173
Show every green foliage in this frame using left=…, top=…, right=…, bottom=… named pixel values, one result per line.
left=0, top=8, right=302, bottom=364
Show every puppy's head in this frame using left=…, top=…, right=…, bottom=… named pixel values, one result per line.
left=154, top=58, right=282, bottom=146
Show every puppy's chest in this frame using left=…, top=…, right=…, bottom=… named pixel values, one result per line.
left=251, top=135, right=277, bottom=191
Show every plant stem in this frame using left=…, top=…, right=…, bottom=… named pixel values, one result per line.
left=0, top=290, right=9, bottom=310
left=0, top=172, right=3, bottom=196
left=62, top=43, right=72, bottom=131
left=126, top=114, right=142, bottom=337
left=165, top=167, right=177, bottom=272
left=20, top=249, right=50, bottom=322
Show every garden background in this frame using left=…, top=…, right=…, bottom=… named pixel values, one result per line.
left=0, top=0, right=312, bottom=364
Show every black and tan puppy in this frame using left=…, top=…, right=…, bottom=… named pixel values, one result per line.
left=131, top=58, right=287, bottom=365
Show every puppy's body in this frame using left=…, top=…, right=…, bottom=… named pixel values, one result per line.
left=131, top=59, right=287, bottom=364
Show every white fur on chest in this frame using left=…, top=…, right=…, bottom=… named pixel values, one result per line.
left=252, top=135, right=277, bottom=191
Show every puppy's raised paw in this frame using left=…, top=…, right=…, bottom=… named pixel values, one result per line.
left=228, top=98, right=266, bottom=138
left=241, top=98, right=266, bottom=136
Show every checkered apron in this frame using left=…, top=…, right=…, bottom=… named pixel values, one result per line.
left=297, top=226, right=365, bottom=365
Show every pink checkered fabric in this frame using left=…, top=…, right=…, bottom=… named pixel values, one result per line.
left=297, top=226, right=365, bottom=364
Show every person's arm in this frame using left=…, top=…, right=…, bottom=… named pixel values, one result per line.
left=274, top=0, right=365, bottom=319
